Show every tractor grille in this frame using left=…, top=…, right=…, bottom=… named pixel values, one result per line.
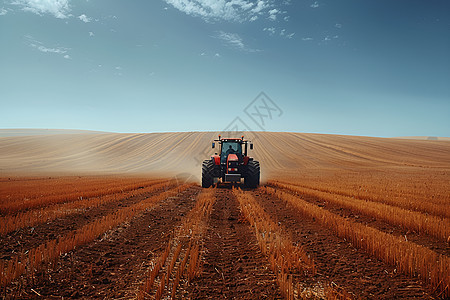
left=227, top=161, right=239, bottom=173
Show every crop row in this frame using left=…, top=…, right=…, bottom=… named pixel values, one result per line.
left=0, top=184, right=192, bottom=289
left=269, top=181, right=450, bottom=243
left=233, top=188, right=315, bottom=299
left=0, top=180, right=171, bottom=236
left=263, top=186, right=450, bottom=298
left=0, top=177, right=160, bottom=202
left=0, top=177, right=166, bottom=214
left=275, top=167, right=449, bottom=206
left=271, top=179, right=450, bottom=219
left=139, top=188, right=216, bottom=300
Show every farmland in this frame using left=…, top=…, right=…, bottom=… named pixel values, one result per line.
left=0, top=131, right=449, bottom=299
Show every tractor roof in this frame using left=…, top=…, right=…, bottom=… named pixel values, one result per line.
left=215, top=135, right=250, bottom=143
left=219, top=138, right=246, bottom=143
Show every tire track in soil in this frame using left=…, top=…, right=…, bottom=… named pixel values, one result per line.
left=11, top=187, right=200, bottom=299
left=189, top=188, right=282, bottom=299
left=251, top=188, right=434, bottom=300
left=0, top=184, right=173, bottom=260
left=269, top=184, right=449, bottom=257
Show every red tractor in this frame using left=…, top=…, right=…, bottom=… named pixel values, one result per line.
left=202, top=135, right=260, bottom=188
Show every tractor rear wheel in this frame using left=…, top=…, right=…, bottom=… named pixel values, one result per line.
left=244, top=160, right=260, bottom=188
left=202, top=159, right=214, bottom=188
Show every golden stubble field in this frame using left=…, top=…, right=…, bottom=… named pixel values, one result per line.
left=0, top=130, right=449, bottom=299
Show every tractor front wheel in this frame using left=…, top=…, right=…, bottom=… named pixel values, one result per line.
left=244, top=160, right=260, bottom=188
left=202, top=159, right=215, bottom=188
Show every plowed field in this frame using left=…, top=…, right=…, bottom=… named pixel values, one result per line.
left=0, top=131, right=449, bottom=299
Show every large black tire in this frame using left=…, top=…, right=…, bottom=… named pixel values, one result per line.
left=244, top=160, right=260, bottom=188
left=202, top=159, right=214, bottom=188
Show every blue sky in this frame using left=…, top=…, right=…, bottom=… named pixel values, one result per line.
left=1, top=0, right=449, bottom=137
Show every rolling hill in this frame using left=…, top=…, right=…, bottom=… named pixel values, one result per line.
left=1, top=130, right=449, bottom=181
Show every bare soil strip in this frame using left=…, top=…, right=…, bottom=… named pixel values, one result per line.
left=269, top=183, right=449, bottom=257
left=189, top=188, right=283, bottom=299
left=251, top=188, right=434, bottom=299
left=138, top=188, right=216, bottom=299
left=5, top=187, right=200, bottom=299
left=0, top=181, right=175, bottom=260
left=233, top=188, right=316, bottom=299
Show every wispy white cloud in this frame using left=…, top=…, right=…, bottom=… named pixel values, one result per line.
left=12, top=0, right=71, bottom=18
left=310, top=1, right=319, bottom=8
left=216, top=31, right=259, bottom=52
left=268, top=8, right=278, bottom=20
left=335, top=23, right=342, bottom=28
left=263, top=27, right=275, bottom=35
left=35, top=45, right=67, bottom=53
left=114, top=66, right=123, bottom=76
left=0, top=8, right=8, bottom=15
left=285, top=32, right=295, bottom=39
left=78, top=14, right=90, bottom=23
left=322, top=35, right=338, bottom=42
left=89, top=31, right=94, bottom=37
left=163, top=0, right=279, bottom=23
left=217, top=31, right=244, bottom=49
left=26, top=36, right=70, bottom=57
left=302, top=37, right=313, bottom=41
left=63, top=54, right=70, bottom=59
left=278, top=29, right=295, bottom=39
left=199, top=52, right=222, bottom=58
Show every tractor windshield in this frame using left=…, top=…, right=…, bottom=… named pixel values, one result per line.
left=220, top=141, right=242, bottom=163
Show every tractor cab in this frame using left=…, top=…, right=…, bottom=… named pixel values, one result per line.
left=219, top=140, right=243, bottom=164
